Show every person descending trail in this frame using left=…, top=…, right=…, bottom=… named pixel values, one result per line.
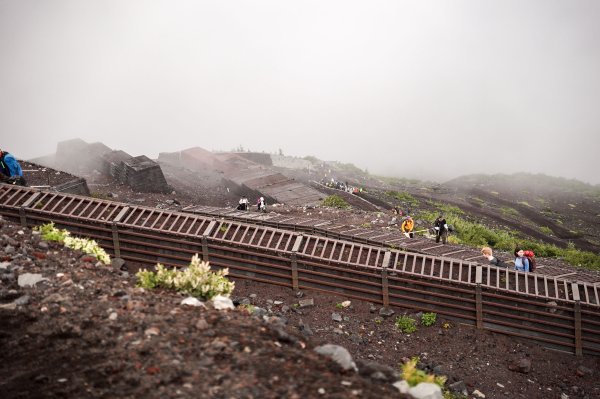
left=433, top=215, right=448, bottom=244
left=0, top=149, right=26, bottom=186
left=401, top=216, right=414, bottom=238
left=237, top=196, right=249, bottom=211
left=257, top=197, right=266, bottom=213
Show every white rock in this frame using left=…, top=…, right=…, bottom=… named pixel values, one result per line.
left=472, top=389, right=486, bottom=398
left=0, top=262, right=10, bottom=270
left=181, top=297, right=206, bottom=307
left=108, top=312, right=118, bottom=321
left=274, top=300, right=283, bottom=305
left=212, top=295, right=234, bottom=310
left=408, top=382, right=443, bottom=399
left=393, top=380, right=410, bottom=394
left=341, top=300, right=351, bottom=308
left=314, top=344, right=357, bottom=372
left=18, top=273, right=47, bottom=287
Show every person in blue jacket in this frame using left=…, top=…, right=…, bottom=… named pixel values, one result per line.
left=0, top=149, right=26, bottom=186
left=514, top=248, right=530, bottom=272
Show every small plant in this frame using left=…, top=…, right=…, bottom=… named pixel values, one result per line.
left=335, top=302, right=344, bottom=309
left=239, top=304, right=256, bottom=314
left=395, top=315, right=417, bottom=333
left=321, top=195, right=350, bottom=209
left=386, top=191, right=420, bottom=207
left=388, top=243, right=398, bottom=250
left=401, top=357, right=446, bottom=387
left=500, top=206, right=519, bottom=217
left=361, top=222, right=372, bottom=228
left=35, top=223, right=110, bottom=264
left=442, top=322, right=452, bottom=329
left=292, top=303, right=300, bottom=309
left=421, top=312, right=437, bottom=327
left=90, top=192, right=108, bottom=199
left=219, top=224, right=228, bottom=233
left=374, top=318, right=382, bottom=325
left=136, top=254, right=234, bottom=300
left=539, top=226, right=553, bottom=235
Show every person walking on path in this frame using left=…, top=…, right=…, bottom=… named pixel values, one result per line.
left=0, top=149, right=26, bottom=186
left=433, top=215, right=448, bottom=244
left=514, top=248, right=530, bottom=272
left=401, top=216, right=414, bottom=238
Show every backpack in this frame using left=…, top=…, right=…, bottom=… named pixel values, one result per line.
left=526, top=256, right=536, bottom=272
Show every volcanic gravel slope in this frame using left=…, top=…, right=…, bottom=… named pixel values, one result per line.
left=1, top=215, right=599, bottom=399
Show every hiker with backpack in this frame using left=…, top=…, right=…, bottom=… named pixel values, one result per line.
left=513, top=248, right=531, bottom=272
left=481, top=247, right=506, bottom=267
left=433, top=215, right=448, bottom=244
left=401, top=216, right=415, bottom=238
left=0, top=149, right=27, bottom=186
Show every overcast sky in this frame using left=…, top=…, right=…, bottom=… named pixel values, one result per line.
left=1, top=0, right=599, bottom=183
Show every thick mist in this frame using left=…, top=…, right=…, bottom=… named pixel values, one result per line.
left=1, top=0, right=599, bottom=184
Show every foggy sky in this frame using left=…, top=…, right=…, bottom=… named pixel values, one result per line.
left=1, top=1, right=599, bottom=184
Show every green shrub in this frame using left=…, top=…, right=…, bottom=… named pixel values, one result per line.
left=136, top=254, right=235, bottom=300
left=401, top=357, right=446, bottom=387
left=539, top=226, right=553, bottom=235
left=386, top=191, right=419, bottom=207
left=500, top=206, right=519, bottom=217
left=36, top=222, right=70, bottom=242
left=395, top=315, right=417, bottom=333
left=35, top=222, right=110, bottom=264
left=322, top=195, right=350, bottom=209
left=421, top=312, right=437, bottom=327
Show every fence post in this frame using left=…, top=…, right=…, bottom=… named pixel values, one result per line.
left=291, top=253, right=299, bottom=291
left=290, top=235, right=304, bottom=292
left=475, top=265, right=483, bottom=329
left=19, top=191, right=41, bottom=228
left=201, top=235, right=209, bottom=262
left=382, top=251, right=391, bottom=308
left=572, top=283, right=582, bottom=356
left=111, top=223, right=120, bottom=258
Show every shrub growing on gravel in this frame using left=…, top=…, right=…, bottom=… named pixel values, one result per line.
left=421, top=312, right=437, bottom=327
left=401, top=357, right=446, bottom=387
left=35, top=222, right=110, bottom=264
left=321, top=195, right=350, bottom=209
left=395, top=315, right=417, bottom=333
left=136, top=254, right=235, bottom=300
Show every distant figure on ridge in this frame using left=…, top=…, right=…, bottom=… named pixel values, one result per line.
left=257, top=197, right=266, bottom=213
left=237, top=196, right=249, bottom=211
left=0, top=148, right=26, bottom=186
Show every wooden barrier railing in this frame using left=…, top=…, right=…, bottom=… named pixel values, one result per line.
left=1, top=184, right=599, bottom=356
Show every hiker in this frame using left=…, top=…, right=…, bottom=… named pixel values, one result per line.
left=237, top=196, right=249, bottom=211
left=513, top=248, right=530, bottom=272
left=433, top=215, right=448, bottom=244
left=0, top=149, right=26, bottom=186
left=257, top=197, right=266, bottom=213
left=481, top=247, right=506, bottom=267
left=401, top=216, right=414, bottom=238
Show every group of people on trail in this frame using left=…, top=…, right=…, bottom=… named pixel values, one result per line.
left=395, top=212, right=450, bottom=243
left=237, top=196, right=266, bottom=213
left=0, top=149, right=26, bottom=186
left=481, top=246, right=537, bottom=272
